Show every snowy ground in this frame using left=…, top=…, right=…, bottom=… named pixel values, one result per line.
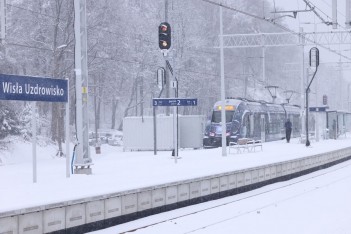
left=91, top=159, right=351, bottom=234
left=1, top=135, right=351, bottom=215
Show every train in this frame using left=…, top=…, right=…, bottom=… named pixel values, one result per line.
left=203, top=98, right=301, bottom=147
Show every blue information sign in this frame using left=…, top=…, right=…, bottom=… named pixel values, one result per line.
left=0, top=74, right=68, bottom=102
left=309, top=106, right=328, bottom=112
left=153, top=98, right=197, bottom=106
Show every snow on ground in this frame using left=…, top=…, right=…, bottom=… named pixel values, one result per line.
left=1, top=135, right=351, bottom=213
left=91, top=159, right=351, bottom=234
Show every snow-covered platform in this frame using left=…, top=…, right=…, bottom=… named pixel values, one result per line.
left=1, top=136, right=351, bottom=233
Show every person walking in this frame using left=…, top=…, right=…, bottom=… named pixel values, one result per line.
left=285, top=119, right=292, bottom=143
left=332, top=119, right=337, bottom=139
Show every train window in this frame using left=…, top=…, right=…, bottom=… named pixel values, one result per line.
left=211, top=110, right=235, bottom=123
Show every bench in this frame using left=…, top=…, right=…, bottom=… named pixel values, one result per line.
left=299, top=133, right=316, bottom=143
left=229, top=138, right=262, bottom=154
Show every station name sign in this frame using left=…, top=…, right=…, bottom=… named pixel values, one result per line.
left=0, top=74, right=68, bottom=102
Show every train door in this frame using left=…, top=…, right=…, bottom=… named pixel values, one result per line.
left=260, top=114, right=266, bottom=142
left=249, top=114, right=254, bottom=137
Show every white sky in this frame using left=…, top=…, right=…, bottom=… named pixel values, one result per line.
left=272, top=0, right=351, bottom=82
left=1, top=135, right=351, bottom=233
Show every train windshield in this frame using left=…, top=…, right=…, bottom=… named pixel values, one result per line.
left=211, top=111, right=235, bottom=123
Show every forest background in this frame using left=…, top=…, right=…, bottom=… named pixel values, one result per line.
left=0, top=0, right=340, bottom=151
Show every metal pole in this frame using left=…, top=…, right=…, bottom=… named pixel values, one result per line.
left=315, top=72, right=319, bottom=142
left=300, top=27, right=305, bottom=137
left=306, top=67, right=318, bottom=146
left=173, top=106, right=177, bottom=163
left=32, top=102, right=37, bottom=183
left=74, top=0, right=92, bottom=173
left=306, top=88, right=310, bottom=146
left=153, top=106, right=157, bottom=155
left=0, top=0, right=5, bottom=41
left=262, top=45, right=266, bottom=82
left=219, top=5, right=227, bottom=156
left=66, top=79, right=70, bottom=178
left=165, top=0, right=170, bottom=116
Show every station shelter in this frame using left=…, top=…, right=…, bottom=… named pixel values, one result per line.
left=326, top=110, right=351, bottom=139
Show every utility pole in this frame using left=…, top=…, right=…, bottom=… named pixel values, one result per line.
left=0, top=0, right=5, bottom=42
left=74, top=0, right=92, bottom=174
left=219, top=5, right=227, bottom=156
left=165, top=0, right=170, bottom=116
left=299, top=27, right=305, bottom=137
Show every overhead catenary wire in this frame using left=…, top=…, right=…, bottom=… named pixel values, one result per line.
left=200, top=0, right=351, bottom=61
left=304, top=0, right=348, bottom=30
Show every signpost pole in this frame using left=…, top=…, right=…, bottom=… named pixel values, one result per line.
left=173, top=106, right=177, bottom=163
left=65, top=79, right=70, bottom=178
left=32, top=102, right=37, bottom=183
left=152, top=98, right=197, bottom=163
left=0, top=74, right=69, bottom=181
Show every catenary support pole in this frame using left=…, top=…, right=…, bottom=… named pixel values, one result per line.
left=74, top=0, right=92, bottom=174
left=300, top=27, right=305, bottom=138
left=219, top=5, right=227, bottom=156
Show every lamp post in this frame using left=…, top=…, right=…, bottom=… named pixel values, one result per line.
left=306, top=47, right=320, bottom=147
left=283, top=90, right=295, bottom=104
left=265, top=85, right=279, bottom=103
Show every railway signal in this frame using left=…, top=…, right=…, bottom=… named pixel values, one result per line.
left=158, top=22, right=171, bottom=50
left=306, top=47, right=320, bottom=147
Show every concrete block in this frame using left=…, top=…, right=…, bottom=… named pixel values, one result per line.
left=270, top=166, right=276, bottom=179
left=210, top=178, right=220, bottom=194
left=189, top=181, right=201, bottom=199
left=251, top=169, right=259, bottom=184
left=276, top=164, right=282, bottom=177
left=200, top=180, right=211, bottom=196
left=281, top=163, right=287, bottom=175
left=244, top=171, right=252, bottom=186
left=105, top=197, right=122, bottom=219
left=86, top=200, right=104, bottom=223
left=166, top=186, right=178, bottom=205
left=264, top=167, right=271, bottom=180
left=19, top=211, right=43, bottom=234
left=236, top=172, right=244, bottom=187
left=300, top=159, right=306, bottom=170
left=43, top=207, right=65, bottom=233
left=258, top=168, right=265, bottom=182
left=121, top=193, right=137, bottom=215
left=228, top=174, right=237, bottom=189
left=219, top=176, right=228, bottom=192
left=178, top=184, right=190, bottom=202
left=138, top=191, right=152, bottom=211
left=0, top=216, right=18, bottom=234
left=286, top=162, right=292, bottom=174
left=66, top=204, right=85, bottom=229
left=291, top=161, right=297, bottom=173
left=152, top=188, right=166, bottom=208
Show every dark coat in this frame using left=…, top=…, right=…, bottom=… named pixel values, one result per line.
left=285, top=120, right=292, bottom=129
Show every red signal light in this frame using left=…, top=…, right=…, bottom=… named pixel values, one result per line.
left=160, top=24, right=168, bottom=32
left=158, top=22, right=171, bottom=50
